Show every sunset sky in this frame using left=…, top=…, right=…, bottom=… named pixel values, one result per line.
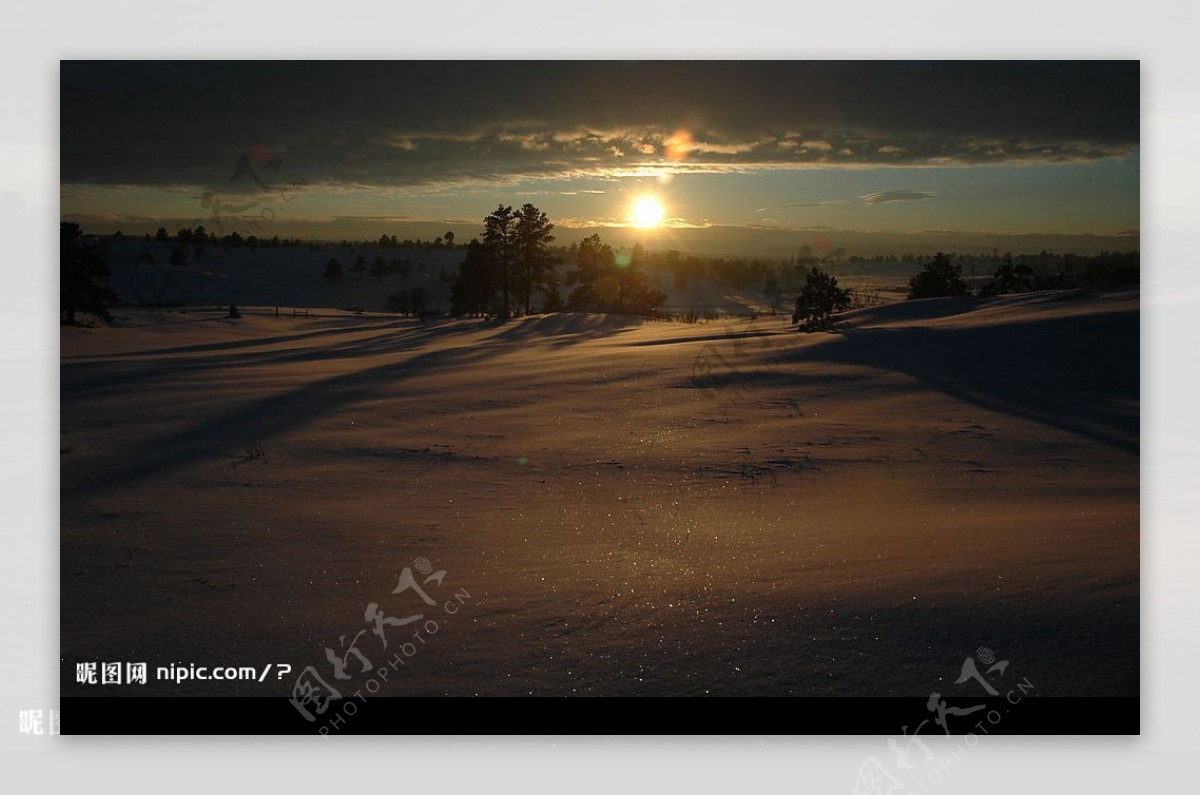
left=60, top=61, right=1140, bottom=255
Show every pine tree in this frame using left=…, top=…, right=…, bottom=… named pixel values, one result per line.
left=449, top=239, right=501, bottom=316
left=482, top=205, right=515, bottom=317
left=512, top=203, right=557, bottom=314
left=567, top=235, right=665, bottom=315
left=323, top=258, right=343, bottom=283
left=566, top=234, right=617, bottom=310
left=370, top=256, right=388, bottom=280
left=61, top=222, right=118, bottom=325
left=907, top=252, right=971, bottom=300
left=792, top=266, right=851, bottom=331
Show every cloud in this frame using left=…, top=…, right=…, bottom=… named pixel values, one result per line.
left=60, top=62, right=1139, bottom=191
left=756, top=200, right=852, bottom=212
left=859, top=190, right=938, bottom=205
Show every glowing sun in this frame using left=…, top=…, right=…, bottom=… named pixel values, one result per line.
left=631, top=196, right=666, bottom=228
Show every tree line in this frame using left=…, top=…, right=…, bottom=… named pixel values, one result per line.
left=141, top=226, right=461, bottom=252
left=323, top=254, right=422, bottom=283
left=789, top=249, right=1138, bottom=333
left=906, top=250, right=1138, bottom=300
left=62, top=219, right=1139, bottom=327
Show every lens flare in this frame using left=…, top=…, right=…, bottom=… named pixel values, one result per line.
left=665, top=129, right=693, bottom=162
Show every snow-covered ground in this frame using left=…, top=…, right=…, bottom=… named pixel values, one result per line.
left=60, top=287, right=1138, bottom=697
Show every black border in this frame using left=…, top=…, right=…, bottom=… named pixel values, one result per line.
left=61, top=696, right=1139, bottom=735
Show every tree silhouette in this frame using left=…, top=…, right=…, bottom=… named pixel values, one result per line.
left=323, top=257, right=343, bottom=283
left=450, top=207, right=663, bottom=317
left=566, top=234, right=665, bottom=315
left=512, top=203, right=557, bottom=314
left=980, top=253, right=1034, bottom=296
left=541, top=267, right=564, bottom=312
left=389, top=257, right=412, bottom=281
left=449, top=239, right=501, bottom=316
left=566, top=233, right=618, bottom=310
left=907, top=252, right=971, bottom=299
left=61, top=222, right=118, bottom=325
left=618, top=243, right=666, bottom=315
left=482, top=205, right=516, bottom=317
left=791, top=266, right=851, bottom=331
left=370, top=256, right=388, bottom=280
left=386, top=286, right=429, bottom=317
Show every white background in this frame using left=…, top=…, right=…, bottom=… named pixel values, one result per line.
left=2, top=2, right=1196, bottom=791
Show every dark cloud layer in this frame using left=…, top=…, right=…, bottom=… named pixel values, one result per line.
left=61, top=61, right=1139, bottom=189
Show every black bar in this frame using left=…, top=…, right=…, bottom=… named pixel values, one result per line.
left=62, top=696, right=1139, bottom=735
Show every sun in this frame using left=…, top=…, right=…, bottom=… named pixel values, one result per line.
left=631, top=195, right=666, bottom=228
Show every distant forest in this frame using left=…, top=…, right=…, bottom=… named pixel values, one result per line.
left=69, top=214, right=1139, bottom=325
